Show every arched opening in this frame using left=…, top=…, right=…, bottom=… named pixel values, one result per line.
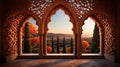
left=81, top=17, right=103, bottom=55
left=19, top=17, right=40, bottom=55
left=46, top=9, right=74, bottom=55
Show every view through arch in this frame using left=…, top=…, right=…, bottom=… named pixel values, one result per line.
left=47, top=9, right=74, bottom=55
left=81, top=17, right=100, bottom=55
left=22, top=17, right=40, bottom=55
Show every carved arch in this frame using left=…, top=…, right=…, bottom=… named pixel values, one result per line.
left=80, top=13, right=115, bottom=55
left=3, top=10, right=42, bottom=56
left=17, top=12, right=42, bottom=55
left=80, top=14, right=104, bottom=55
left=41, top=1, right=79, bottom=55
left=43, top=1, right=78, bottom=34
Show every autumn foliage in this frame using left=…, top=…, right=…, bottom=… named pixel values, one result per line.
left=22, top=22, right=38, bottom=36
left=22, top=22, right=40, bottom=53
left=28, top=22, right=38, bottom=34
left=82, top=40, right=90, bottom=48
left=47, top=45, right=52, bottom=53
left=30, top=37, right=39, bottom=46
left=82, top=40, right=90, bottom=52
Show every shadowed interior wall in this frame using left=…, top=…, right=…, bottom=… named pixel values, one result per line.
left=116, top=0, right=120, bottom=63
left=0, top=0, right=3, bottom=62
left=0, top=0, right=1, bottom=63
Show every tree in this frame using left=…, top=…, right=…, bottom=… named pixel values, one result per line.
left=22, top=22, right=38, bottom=37
left=62, top=37, right=66, bottom=53
left=30, top=37, right=39, bottom=46
left=22, top=22, right=39, bottom=53
left=82, top=40, right=90, bottom=52
left=51, top=37, right=55, bottom=53
left=23, top=22, right=32, bottom=53
left=90, top=24, right=100, bottom=53
left=28, top=22, right=38, bottom=34
left=56, top=36, right=60, bottom=53
left=47, top=45, right=52, bottom=53
left=70, top=37, right=73, bottom=53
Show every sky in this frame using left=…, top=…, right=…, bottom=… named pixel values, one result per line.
left=82, top=17, right=95, bottom=37
left=28, top=9, right=95, bottom=37
left=27, top=17, right=38, bottom=29
left=48, top=9, right=73, bottom=34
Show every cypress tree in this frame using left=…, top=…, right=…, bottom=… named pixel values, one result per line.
left=23, top=22, right=32, bottom=53
left=56, top=36, right=60, bottom=53
left=90, top=24, right=100, bottom=53
left=51, top=37, right=54, bottom=53
left=62, top=37, right=66, bottom=53
left=70, top=37, right=73, bottom=53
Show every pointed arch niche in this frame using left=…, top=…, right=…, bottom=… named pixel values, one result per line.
left=47, top=9, right=74, bottom=55
left=18, top=16, right=41, bottom=56
left=81, top=16, right=103, bottom=56
left=43, top=5, right=78, bottom=56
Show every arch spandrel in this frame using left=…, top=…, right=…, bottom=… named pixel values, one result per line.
left=28, top=0, right=95, bottom=20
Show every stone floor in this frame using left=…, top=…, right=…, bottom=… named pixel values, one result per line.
left=0, top=59, right=120, bottom=67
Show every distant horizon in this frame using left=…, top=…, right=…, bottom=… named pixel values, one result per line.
left=47, top=32, right=92, bottom=39
left=48, top=32, right=73, bottom=35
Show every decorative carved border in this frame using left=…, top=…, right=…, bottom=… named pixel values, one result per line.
left=95, top=14, right=115, bottom=55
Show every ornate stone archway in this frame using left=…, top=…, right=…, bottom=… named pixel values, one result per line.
left=1, top=0, right=116, bottom=62
left=40, top=0, right=95, bottom=56
left=79, top=12, right=115, bottom=59
left=2, top=11, right=43, bottom=61
left=17, top=15, right=42, bottom=56
left=42, top=3, right=78, bottom=56
left=80, top=15, right=104, bottom=55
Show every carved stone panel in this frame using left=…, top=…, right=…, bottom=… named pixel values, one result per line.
left=3, top=14, right=24, bottom=55
left=96, top=14, right=115, bottom=55
left=28, top=0, right=94, bottom=20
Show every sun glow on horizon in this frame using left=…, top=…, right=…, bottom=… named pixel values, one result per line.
left=82, top=17, right=95, bottom=38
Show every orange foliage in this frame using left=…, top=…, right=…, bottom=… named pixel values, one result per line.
left=66, top=47, right=71, bottom=53
left=22, top=22, right=38, bottom=36
left=82, top=40, right=90, bottom=48
left=28, top=22, right=38, bottom=34
left=30, top=37, right=39, bottom=46
left=47, top=45, right=52, bottom=53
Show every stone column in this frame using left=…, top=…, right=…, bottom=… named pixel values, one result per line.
left=75, top=33, right=82, bottom=57
left=39, top=33, right=44, bottom=56
left=75, top=22, right=82, bottom=57
left=43, top=33, right=47, bottom=56
left=18, top=28, right=23, bottom=55
left=38, top=25, right=44, bottom=57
